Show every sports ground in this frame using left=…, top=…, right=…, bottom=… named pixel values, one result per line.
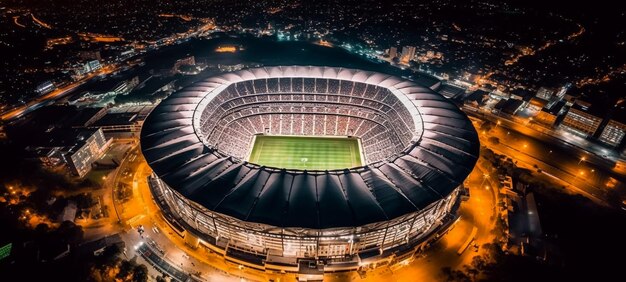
left=248, top=135, right=363, bottom=170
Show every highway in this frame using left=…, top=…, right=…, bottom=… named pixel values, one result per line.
left=466, top=112, right=626, bottom=206
left=0, top=66, right=118, bottom=121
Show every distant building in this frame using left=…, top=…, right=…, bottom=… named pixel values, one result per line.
left=59, top=201, right=77, bottom=222
left=463, top=89, right=489, bottom=110
left=66, top=129, right=109, bottom=177
left=92, top=113, right=142, bottom=136
left=535, top=87, right=555, bottom=100
left=388, top=46, right=398, bottom=59
left=436, top=83, right=465, bottom=100
left=77, top=234, right=125, bottom=258
left=400, top=46, right=416, bottom=64
left=118, top=49, right=136, bottom=60
left=562, top=94, right=577, bottom=106
left=8, top=106, right=107, bottom=139
left=217, top=63, right=246, bottom=72
left=78, top=50, right=101, bottom=61
left=510, top=88, right=535, bottom=101
left=500, top=99, right=525, bottom=116
left=560, top=103, right=603, bottom=136
left=555, top=83, right=571, bottom=99
left=88, top=60, right=102, bottom=72
left=535, top=101, right=566, bottom=127
left=79, top=60, right=102, bottom=75
left=36, top=81, right=56, bottom=95
left=69, top=77, right=140, bottom=107
left=527, top=97, right=548, bottom=111
left=26, top=129, right=110, bottom=177
left=172, top=56, right=195, bottom=74
left=599, top=114, right=626, bottom=148
left=573, top=99, right=592, bottom=110
left=489, top=89, right=510, bottom=100
left=89, top=105, right=154, bottom=139
left=108, top=76, right=139, bottom=95
left=498, top=177, right=546, bottom=259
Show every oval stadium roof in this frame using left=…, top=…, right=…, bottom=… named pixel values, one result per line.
left=140, top=66, right=480, bottom=229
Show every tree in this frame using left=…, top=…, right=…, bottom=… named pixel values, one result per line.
left=100, top=244, right=123, bottom=266
left=471, top=255, right=489, bottom=271
left=117, top=260, right=135, bottom=280
left=79, top=178, right=96, bottom=188
left=133, top=264, right=149, bottom=282
left=464, top=265, right=479, bottom=280
left=481, top=147, right=498, bottom=164
left=74, top=193, right=95, bottom=209
left=480, top=121, right=493, bottom=132
left=34, top=223, right=50, bottom=239
left=440, top=266, right=472, bottom=282
left=56, top=220, right=84, bottom=246
left=114, top=257, right=149, bottom=282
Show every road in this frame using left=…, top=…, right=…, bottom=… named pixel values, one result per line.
left=489, top=111, right=619, bottom=164
left=466, top=112, right=625, bottom=206
left=0, top=65, right=118, bottom=121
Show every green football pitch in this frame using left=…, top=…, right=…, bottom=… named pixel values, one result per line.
left=248, top=135, right=363, bottom=170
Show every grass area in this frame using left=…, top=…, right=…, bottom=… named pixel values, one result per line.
left=248, top=135, right=362, bottom=170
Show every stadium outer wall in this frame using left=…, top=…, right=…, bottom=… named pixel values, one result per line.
left=141, top=66, right=479, bottom=274
left=149, top=175, right=462, bottom=273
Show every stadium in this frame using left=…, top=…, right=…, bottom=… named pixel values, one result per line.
left=141, top=66, right=479, bottom=274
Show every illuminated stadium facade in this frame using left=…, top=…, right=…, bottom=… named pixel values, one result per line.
left=141, top=66, right=479, bottom=273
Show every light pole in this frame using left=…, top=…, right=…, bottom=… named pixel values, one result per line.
left=578, top=156, right=586, bottom=165
left=481, top=173, right=489, bottom=187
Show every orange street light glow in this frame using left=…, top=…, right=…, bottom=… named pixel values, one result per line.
left=216, top=45, right=237, bottom=52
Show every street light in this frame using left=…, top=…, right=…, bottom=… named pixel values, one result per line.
left=578, top=156, right=586, bottom=165
left=481, top=173, right=490, bottom=187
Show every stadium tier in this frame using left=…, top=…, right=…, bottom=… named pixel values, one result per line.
left=141, top=66, right=479, bottom=272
